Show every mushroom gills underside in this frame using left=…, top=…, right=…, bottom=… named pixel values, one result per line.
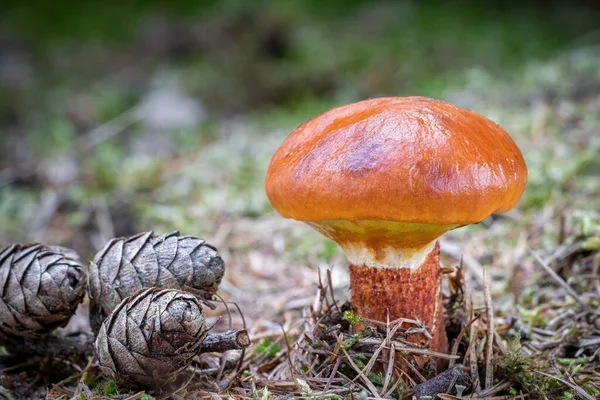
left=307, top=219, right=457, bottom=269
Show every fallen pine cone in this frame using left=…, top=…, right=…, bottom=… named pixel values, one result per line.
left=95, top=287, right=209, bottom=388
left=0, top=244, right=86, bottom=341
left=88, top=230, right=225, bottom=333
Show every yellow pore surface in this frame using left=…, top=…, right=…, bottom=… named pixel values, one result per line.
left=308, top=219, right=458, bottom=269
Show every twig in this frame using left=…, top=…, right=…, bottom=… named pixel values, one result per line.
left=528, top=248, right=593, bottom=312
left=73, top=356, right=94, bottom=397
left=355, top=337, right=460, bottom=360
left=382, top=343, right=395, bottom=393
left=4, top=332, right=94, bottom=358
left=228, top=299, right=249, bottom=375
left=326, top=333, right=343, bottom=365
left=547, top=309, right=577, bottom=330
left=533, top=370, right=595, bottom=400
left=483, top=267, right=494, bottom=390
left=359, top=338, right=386, bottom=380
left=280, top=324, right=296, bottom=382
left=213, top=293, right=233, bottom=330
left=468, top=322, right=481, bottom=390
left=440, top=240, right=484, bottom=283
left=396, top=353, right=426, bottom=383
left=174, top=365, right=198, bottom=395
left=200, top=330, right=250, bottom=353
left=381, top=313, right=395, bottom=394
left=0, top=361, right=38, bottom=373
left=450, top=315, right=482, bottom=368
left=192, top=356, right=241, bottom=377
left=215, top=347, right=229, bottom=382
left=317, top=270, right=331, bottom=311
left=463, top=261, right=481, bottom=392
left=324, top=356, right=342, bottom=392
left=576, top=336, right=600, bottom=348
left=123, top=391, right=147, bottom=400
left=412, top=366, right=471, bottom=398
left=382, top=377, right=404, bottom=399
left=472, top=379, right=513, bottom=397
left=341, top=347, right=382, bottom=398
left=326, top=268, right=340, bottom=312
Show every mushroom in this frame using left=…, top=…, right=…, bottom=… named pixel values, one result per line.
left=265, top=97, right=527, bottom=354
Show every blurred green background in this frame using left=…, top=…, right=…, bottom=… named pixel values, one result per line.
left=0, top=0, right=599, bottom=259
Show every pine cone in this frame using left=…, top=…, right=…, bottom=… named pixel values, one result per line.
left=95, top=287, right=208, bottom=388
left=0, top=244, right=86, bottom=341
left=88, top=231, right=225, bottom=333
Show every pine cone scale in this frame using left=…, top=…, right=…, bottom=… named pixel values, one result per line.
left=116, top=260, right=145, bottom=294
left=12, top=244, right=38, bottom=264
left=5, top=273, right=26, bottom=310
left=134, top=245, right=160, bottom=286
left=105, top=240, right=124, bottom=284
left=123, top=231, right=152, bottom=262
left=155, top=233, right=178, bottom=268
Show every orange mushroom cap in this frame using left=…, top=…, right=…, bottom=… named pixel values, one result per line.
left=266, top=97, right=527, bottom=227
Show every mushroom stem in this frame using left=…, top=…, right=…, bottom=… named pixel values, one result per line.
left=348, top=241, right=447, bottom=354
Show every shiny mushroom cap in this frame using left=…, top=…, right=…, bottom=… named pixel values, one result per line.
left=266, top=96, right=527, bottom=225
left=265, top=97, right=527, bottom=259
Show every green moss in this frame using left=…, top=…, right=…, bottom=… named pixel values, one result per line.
left=565, top=324, right=586, bottom=341
left=516, top=305, right=547, bottom=329
left=82, top=369, right=98, bottom=390
left=341, top=336, right=359, bottom=350
left=342, top=310, right=363, bottom=325
left=496, top=334, right=562, bottom=395
left=99, top=380, right=121, bottom=396
left=583, top=384, right=599, bottom=397
left=367, top=371, right=385, bottom=387
left=256, top=338, right=282, bottom=359
left=581, top=236, right=600, bottom=251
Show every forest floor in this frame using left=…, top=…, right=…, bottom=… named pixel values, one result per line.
left=0, top=2, right=599, bottom=399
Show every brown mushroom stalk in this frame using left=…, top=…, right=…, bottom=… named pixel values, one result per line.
left=266, top=97, right=527, bottom=356
left=310, top=221, right=451, bottom=352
